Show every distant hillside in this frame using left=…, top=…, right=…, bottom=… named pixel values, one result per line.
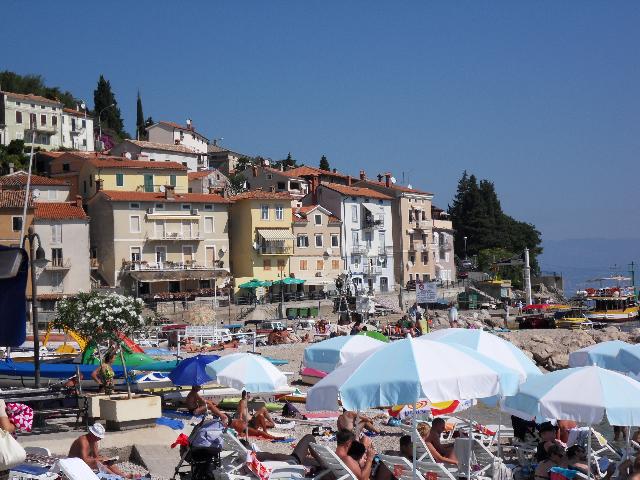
left=540, top=238, right=640, bottom=295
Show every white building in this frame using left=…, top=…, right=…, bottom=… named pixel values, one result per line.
left=146, top=121, right=209, bottom=154
left=109, top=139, right=203, bottom=172
left=0, top=170, right=70, bottom=202
left=314, top=182, right=395, bottom=293
left=61, top=107, right=94, bottom=151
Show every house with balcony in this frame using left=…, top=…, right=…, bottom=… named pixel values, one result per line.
left=61, top=107, right=94, bottom=151
left=87, top=187, right=231, bottom=297
left=354, top=170, right=435, bottom=287
left=146, top=120, right=209, bottom=154
left=31, top=200, right=91, bottom=299
left=312, top=182, right=394, bottom=293
left=241, top=164, right=309, bottom=201
left=188, top=169, right=230, bottom=194
left=431, top=206, right=456, bottom=284
left=229, top=190, right=294, bottom=292
left=48, top=152, right=188, bottom=199
left=109, top=139, right=203, bottom=172
left=0, top=170, right=70, bottom=202
left=290, top=205, right=342, bottom=292
left=208, top=142, right=247, bottom=176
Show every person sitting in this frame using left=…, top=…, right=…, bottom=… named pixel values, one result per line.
left=231, top=391, right=282, bottom=440
left=267, top=328, right=284, bottom=345
left=536, top=423, right=564, bottom=461
left=91, top=352, right=116, bottom=394
left=618, top=452, right=640, bottom=480
left=68, top=423, right=139, bottom=479
left=557, top=420, right=577, bottom=444
left=335, top=430, right=376, bottom=480
left=185, top=386, right=228, bottom=423
left=337, top=409, right=380, bottom=435
left=566, top=444, right=615, bottom=479
left=534, top=444, right=566, bottom=480
left=425, top=418, right=457, bottom=466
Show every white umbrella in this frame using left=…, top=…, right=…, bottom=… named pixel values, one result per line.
left=303, top=335, right=385, bottom=372
left=205, top=352, right=287, bottom=392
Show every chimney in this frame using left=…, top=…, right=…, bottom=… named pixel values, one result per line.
left=311, top=175, right=319, bottom=204
left=165, top=184, right=175, bottom=199
left=347, top=175, right=352, bottom=186
left=75, top=195, right=82, bottom=208
left=332, top=168, right=337, bottom=173
left=186, top=118, right=193, bottom=130
left=252, top=166, right=258, bottom=177
left=280, top=163, right=284, bottom=172
left=95, top=179, right=103, bottom=192
left=384, top=173, right=391, bottom=188
left=377, top=174, right=383, bottom=182
left=359, top=170, right=366, bottom=181
left=8, top=162, right=14, bottom=174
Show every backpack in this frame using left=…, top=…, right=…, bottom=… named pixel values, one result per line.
left=282, top=401, right=303, bottom=419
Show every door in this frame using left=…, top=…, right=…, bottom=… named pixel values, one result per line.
left=155, top=220, right=165, bottom=239
left=380, top=277, right=389, bottom=292
left=183, top=246, right=194, bottom=265
left=155, top=246, right=167, bottom=266
left=144, top=174, right=154, bottom=192
left=182, top=220, right=192, bottom=239
left=206, top=246, right=216, bottom=267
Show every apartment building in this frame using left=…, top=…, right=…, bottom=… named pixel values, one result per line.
left=87, top=187, right=231, bottom=296
left=208, top=143, right=246, bottom=176
left=110, top=139, right=204, bottom=172
left=188, top=169, right=229, bottom=194
left=146, top=120, right=209, bottom=154
left=431, top=206, right=456, bottom=283
left=61, top=107, right=94, bottom=151
left=0, top=190, right=32, bottom=247
left=0, top=171, right=70, bottom=202
left=241, top=165, right=309, bottom=201
left=313, top=182, right=394, bottom=293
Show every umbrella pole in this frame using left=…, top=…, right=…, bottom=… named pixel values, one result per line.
left=412, top=400, right=418, bottom=480
left=587, top=424, right=592, bottom=480
left=467, top=418, right=472, bottom=480
left=497, top=401, right=502, bottom=457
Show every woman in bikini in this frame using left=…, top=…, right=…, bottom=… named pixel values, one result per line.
left=534, top=444, right=566, bottom=480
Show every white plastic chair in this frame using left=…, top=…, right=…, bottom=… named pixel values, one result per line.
left=309, top=443, right=357, bottom=480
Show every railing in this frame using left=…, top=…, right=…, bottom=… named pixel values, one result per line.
left=260, top=246, right=292, bottom=255
left=123, top=260, right=222, bottom=271
left=46, top=258, right=71, bottom=269
left=413, top=219, right=431, bottom=230
left=363, top=265, right=383, bottom=275
left=439, top=241, right=453, bottom=252
left=145, top=231, right=203, bottom=241
left=26, top=123, right=56, bottom=134
left=362, top=219, right=384, bottom=229
left=351, top=244, right=371, bottom=255
left=378, top=246, right=393, bottom=255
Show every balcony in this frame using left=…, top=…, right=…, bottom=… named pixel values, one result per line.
left=363, top=265, right=383, bottom=276
left=362, top=218, right=384, bottom=230
left=145, top=231, right=203, bottom=241
left=45, top=258, right=71, bottom=270
left=413, top=219, right=431, bottom=230
left=26, top=123, right=56, bottom=134
left=439, top=241, right=453, bottom=252
left=378, top=245, right=393, bottom=256
left=123, top=260, right=229, bottom=282
left=259, top=245, right=292, bottom=255
left=351, top=244, right=371, bottom=255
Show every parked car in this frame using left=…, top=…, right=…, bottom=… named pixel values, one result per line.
left=406, top=280, right=416, bottom=291
left=457, top=271, right=469, bottom=279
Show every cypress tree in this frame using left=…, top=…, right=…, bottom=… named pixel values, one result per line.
left=319, top=155, right=330, bottom=171
left=93, top=75, right=126, bottom=138
left=136, top=91, right=145, bottom=140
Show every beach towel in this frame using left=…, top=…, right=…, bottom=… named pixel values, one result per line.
left=246, top=451, right=272, bottom=480
left=5, top=402, right=33, bottom=432
left=549, top=467, right=579, bottom=480
left=156, top=416, right=184, bottom=430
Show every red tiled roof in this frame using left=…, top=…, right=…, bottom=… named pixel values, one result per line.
left=87, top=156, right=188, bottom=171
left=35, top=151, right=66, bottom=160
left=2, top=91, right=62, bottom=106
left=277, top=165, right=349, bottom=179
left=0, top=171, right=69, bottom=187
left=293, top=205, right=342, bottom=224
left=154, top=121, right=208, bottom=139
left=320, top=182, right=392, bottom=200
left=355, top=178, right=432, bottom=196
left=188, top=171, right=212, bottom=180
left=230, top=190, right=292, bottom=201
left=0, top=190, right=32, bottom=208
left=62, top=107, right=93, bottom=119
left=34, top=202, right=88, bottom=220
left=98, top=190, right=231, bottom=204
left=126, top=139, right=198, bottom=154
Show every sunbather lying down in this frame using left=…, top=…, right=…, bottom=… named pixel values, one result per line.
left=232, top=390, right=284, bottom=440
left=337, top=410, right=380, bottom=436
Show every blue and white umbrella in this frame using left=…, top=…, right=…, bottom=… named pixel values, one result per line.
left=205, top=353, right=287, bottom=393
left=568, top=340, right=633, bottom=371
left=422, top=328, right=541, bottom=381
left=503, top=366, right=640, bottom=426
left=303, top=335, right=385, bottom=373
left=616, top=345, right=640, bottom=377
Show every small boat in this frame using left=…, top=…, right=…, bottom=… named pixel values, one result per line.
left=299, top=367, right=327, bottom=385
left=585, top=294, right=639, bottom=322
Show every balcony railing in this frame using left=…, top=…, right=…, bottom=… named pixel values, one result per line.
left=439, top=241, right=453, bottom=252
left=413, top=219, right=431, bottom=230
left=123, top=260, right=221, bottom=271
left=46, top=258, right=71, bottom=270
left=259, top=246, right=292, bottom=255
left=378, top=246, right=393, bottom=256
left=145, top=231, right=203, bottom=241
left=363, top=265, right=383, bottom=275
left=362, top=218, right=384, bottom=230
left=351, top=244, right=371, bottom=255
left=26, top=123, right=56, bottom=134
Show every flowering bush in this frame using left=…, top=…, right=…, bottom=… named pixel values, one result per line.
left=52, top=291, right=146, bottom=349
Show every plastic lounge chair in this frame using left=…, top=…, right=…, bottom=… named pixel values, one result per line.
left=9, top=463, right=56, bottom=480
left=221, top=431, right=306, bottom=479
left=51, top=458, right=100, bottom=480
left=417, top=460, right=461, bottom=480
left=589, top=428, right=622, bottom=461
left=378, top=454, right=426, bottom=480
left=309, top=443, right=357, bottom=480
left=455, top=437, right=511, bottom=479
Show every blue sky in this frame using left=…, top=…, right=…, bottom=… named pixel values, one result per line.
left=2, top=1, right=639, bottom=241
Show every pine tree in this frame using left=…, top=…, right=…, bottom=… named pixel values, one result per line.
left=136, top=91, right=146, bottom=140
left=319, top=155, right=330, bottom=171
left=93, top=75, right=126, bottom=139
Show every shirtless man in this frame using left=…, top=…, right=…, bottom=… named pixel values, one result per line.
left=231, top=391, right=282, bottom=440
left=425, top=418, right=457, bottom=466
left=337, top=410, right=380, bottom=435
left=68, top=423, right=138, bottom=479
left=335, top=430, right=376, bottom=480
left=185, top=386, right=228, bottom=424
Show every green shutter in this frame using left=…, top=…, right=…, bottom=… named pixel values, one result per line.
left=170, top=175, right=176, bottom=186
left=144, top=174, right=154, bottom=192
left=116, top=173, right=124, bottom=187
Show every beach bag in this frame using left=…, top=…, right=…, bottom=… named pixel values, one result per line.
left=0, top=429, right=26, bottom=470
left=282, top=401, right=302, bottom=419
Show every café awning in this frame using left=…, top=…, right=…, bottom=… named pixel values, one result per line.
left=257, top=229, right=295, bottom=241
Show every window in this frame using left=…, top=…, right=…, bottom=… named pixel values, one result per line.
left=130, top=247, right=141, bottom=262
left=116, top=173, right=124, bottom=187
left=71, top=118, right=76, bottom=131
left=40, top=114, right=47, bottom=126
left=62, top=163, right=70, bottom=172
left=181, top=204, right=192, bottom=210
left=275, top=205, right=284, bottom=221
left=155, top=203, right=165, bottom=209
left=316, top=260, right=324, bottom=270
left=52, top=116, right=57, bottom=127
left=15, top=111, right=22, bottom=124
left=351, top=205, right=358, bottom=222
left=82, top=139, right=86, bottom=146
left=299, top=259, right=308, bottom=271
left=169, top=175, right=176, bottom=186
left=379, top=231, right=386, bottom=248
left=314, top=214, right=322, bottom=225
left=51, top=248, right=63, bottom=267
left=422, top=254, right=428, bottom=265
left=332, top=259, right=340, bottom=270
left=129, top=202, right=140, bottom=209
left=11, top=216, right=22, bottom=232
left=82, top=119, right=86, bottom=128
left=143, top=174, right=154, bottom=192
left=204, top=204, right=213, bottom=211
left=155, top=220, right=165, bottom=238
left=129, top=215, right=141, bottom=233
left=277, top=260, right=285, bottom=271
left=409, top=254, right=415, bottom=263
left=51, top=224, right=62, bottom=243
left=155, top=246, right=167, bottom=263
left=296, top=234, right=309, bottom=248
left=352, top=255, right=360, bottom=267
left=277, top=182, right=286, bottom=190
left=204, top=217, right=214, bottom=233
left=260, top=204, right=269, bottom=220
left=315, top=234, right=323, bottom=247
left=263, top=259, right=272, bottom=271
left=290, top=181, right=300, bottom=190
left=331, top=234, right=339, bottom=248
left=352, top=231, right=359, bottom=246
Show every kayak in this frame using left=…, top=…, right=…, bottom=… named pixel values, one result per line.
left=217, top=397, right=282, bottom=412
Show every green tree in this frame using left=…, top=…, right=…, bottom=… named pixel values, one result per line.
left=0, top=70, right=78, bottom=109
left=272, top=152, right=298, bottom=171
left=135, top=91, right=146, bottom=140
left=93, top=75, right=126, bottom=139
left=319, top=155, right=330, bottom=171
left=0, top=140, right=29, bottom=175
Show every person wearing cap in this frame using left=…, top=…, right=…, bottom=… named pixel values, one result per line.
left=68, top=423, right=140, bottom=479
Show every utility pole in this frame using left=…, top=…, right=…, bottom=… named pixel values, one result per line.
left=523, top=248, right=532, bottom=306
left=630, top=262, right=637, bottom=299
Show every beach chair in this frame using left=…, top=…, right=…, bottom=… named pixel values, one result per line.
left=455, top=437, right=514, bottom=479
left=50, top=458, right=99, bottom=480
left=589, top=428, right=622, bottom=461
left=309, top=443, right=357, bottom=480
left=378, top=455, right=427, bottom=480
left=221, top=431, right=306, bottom=479
left=417, top=460, right=462, bottom=480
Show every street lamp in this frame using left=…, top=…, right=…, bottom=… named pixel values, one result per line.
left=79, top=101, right=88, bottom=152
left=98, top=103, right=116, bottom=151
left=463, top=236, right=468, bottom=260
left=24, top=226, right=49, bottom=388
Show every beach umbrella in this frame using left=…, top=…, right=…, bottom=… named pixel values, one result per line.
left=272, top=277, right=305, bottom=285
left=358, top=331, right=389, bottom=343
left=303, top=335, right=385, bottom=373
left=205, top=352, right=287, bottom=392
left=168, top=354, right=220, bottom=386
left=422, top=328, right=541, bottom=381
left=616, top=345, right=640, bottom=377
left=238, top=279, right=263, bottom=289
left=388, top=399, right=475, bottom=420
left=568, top=340, right=632, bottom=371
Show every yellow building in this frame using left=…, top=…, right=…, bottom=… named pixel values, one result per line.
left=229, top=191, right=295, bottom=292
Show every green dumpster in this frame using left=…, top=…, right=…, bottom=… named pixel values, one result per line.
left=309, top=307, right=319, bottom=317
left=298, top=307, right=310, bottom=318
left=286, top=307, right=298, bottom=318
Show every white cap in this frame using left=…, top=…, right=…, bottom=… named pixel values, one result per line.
left=89, top=422, right=106, bottom=439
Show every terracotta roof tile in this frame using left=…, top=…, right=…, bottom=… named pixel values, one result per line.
left=188, top=171, right=213, bottom=180
left=0, top=190, right=32, bottom=208
left=34, top=202, right=88, bottom=220
left=277, top=165, right=349, bottom=179
left=125, top=139, right=198, bottom=154
left=230, top=190, right=292, bottom=201
left=98, top=190, right=231, bottom=204
left=62, top=107, right=93, bottom=119
left=355, top=179, right=432, bottom=196
left=2, top=91, right=62, bottom=106
left=320, top=182, right=392, bottom=200
left=87, top=156, right=188, bottom=171
left=0, top=171, right=69, bottom=187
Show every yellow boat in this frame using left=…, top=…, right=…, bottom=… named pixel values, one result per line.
left=585, top=296, right=639, bottom=322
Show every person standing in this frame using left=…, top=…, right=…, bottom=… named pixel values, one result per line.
left=504, top=302, right=510, bottom=329
left=448, top=303, right=459, bottom=328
